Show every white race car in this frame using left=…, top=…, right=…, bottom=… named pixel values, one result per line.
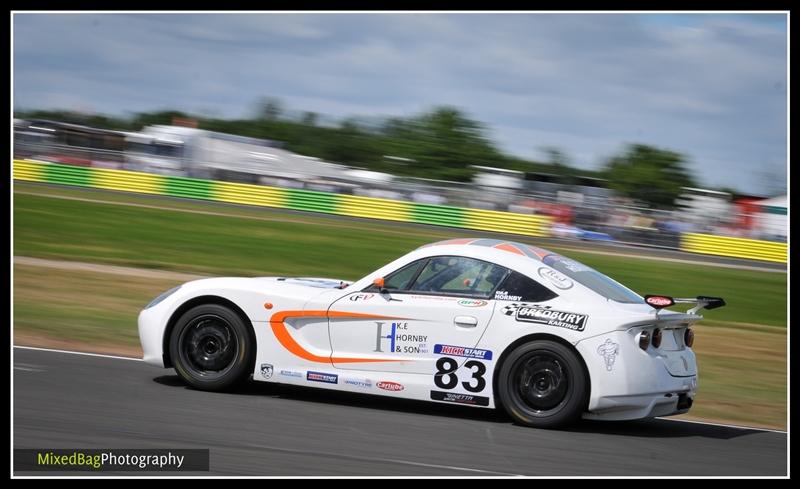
left=138, top=238, right=725, bottom=428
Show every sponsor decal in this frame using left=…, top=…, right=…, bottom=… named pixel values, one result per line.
left=410, top=295, right=457, bottom=301
left=306, top=371, right=338, bottom=384
left=644, top=295, right=674, bottom=308
left=260, top=363, right=274, bottom=379
left=374, top=322, right=429, bottom=354
left=376, top=381, right=404, bottom=392
left=279, top=369, right=303, bottom=378
left=502, top=303, right=588, bottom=331
left=596, top=339, right=619, bottom=371
left=543, top=255, right=589, bottom=274
left=434, top=344, right=493, bottom=360
left=349, top=293, right=375, bottom=302
left=435, top=358, right=487, bottom=392
left=494, top=290, right=522, bottom=301
left=343, top=378, right=373, bottom=389
left=457, top=299, right=488, bottom=307
left=430, top=390, right=490, bottom=406
left=538, top=267, right=574, bottom=290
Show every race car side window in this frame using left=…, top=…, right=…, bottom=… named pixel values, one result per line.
left=364, top=258, right=428, bottom=292
left=407, top=256, right=509, bottom=298
left=494, top=271, right=558, bottom=302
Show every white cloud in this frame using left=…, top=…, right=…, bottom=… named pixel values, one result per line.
left=12, top=12, right=787, bottom=194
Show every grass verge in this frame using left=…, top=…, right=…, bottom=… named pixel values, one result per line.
left=13, top=184, right=787, bottom=327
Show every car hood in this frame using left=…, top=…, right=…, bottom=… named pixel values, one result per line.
left=168, top=276, right=353, bottom=318
left=253, top=276, right=351, bottom=289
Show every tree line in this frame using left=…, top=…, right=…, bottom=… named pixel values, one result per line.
left=16, top=101, right=698, bottom=209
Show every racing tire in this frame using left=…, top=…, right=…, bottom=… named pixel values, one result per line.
left=169, top=303, right=255, bottom=391
left=497, top=340, right=588, bottom=429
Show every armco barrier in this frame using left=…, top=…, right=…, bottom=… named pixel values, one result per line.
left=13, top=159, right=551, bottom=237
left=681, top=233, right=787, bottom=264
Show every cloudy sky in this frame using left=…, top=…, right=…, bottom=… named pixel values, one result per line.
left=13, top=13, right=788, bottom=195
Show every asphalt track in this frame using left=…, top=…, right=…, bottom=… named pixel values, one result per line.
left=13, top=348, right=787, bottom=476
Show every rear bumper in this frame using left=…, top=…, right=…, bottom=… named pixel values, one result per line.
left=581, top=389, right=695, bottom=421
left=576, top=330, right=698, bottom=421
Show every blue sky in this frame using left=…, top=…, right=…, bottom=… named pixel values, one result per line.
left=13, top=13, right=788, bottom=195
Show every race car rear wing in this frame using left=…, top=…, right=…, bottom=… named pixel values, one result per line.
left=644, top=295, right=726, bottom=314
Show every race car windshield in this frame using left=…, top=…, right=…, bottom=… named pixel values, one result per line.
left=542, top=255, right=643, bottom=304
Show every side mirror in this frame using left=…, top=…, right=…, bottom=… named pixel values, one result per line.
left=373, top=277, right=386, bottom=292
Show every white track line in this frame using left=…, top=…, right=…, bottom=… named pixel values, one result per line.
left=13, top=366, right=45, bottom=372
left=655, top=416, right=787, bottom=434
left=13, top=345, right=142, bottom=362
left=13, top=346, right=785, bottom=434
left=243, top=443, right=520, bottom=476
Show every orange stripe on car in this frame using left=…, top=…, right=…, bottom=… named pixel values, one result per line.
left=269, top=310, right=408, bottom=364
left=525, top=245, right=551, bottom=259
left=494, top=242, right=525, bottom=255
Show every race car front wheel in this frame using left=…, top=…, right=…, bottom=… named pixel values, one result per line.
left=169, top=303, right=255, bottom=391
left=497, top=340, right=588, bottom=429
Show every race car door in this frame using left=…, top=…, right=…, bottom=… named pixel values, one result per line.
left=328, top=255, right=505, bottom=375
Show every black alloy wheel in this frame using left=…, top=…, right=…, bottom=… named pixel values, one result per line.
left=169, top=303, right=255, bottom=391
left=497, top=340, right=588, bottom=428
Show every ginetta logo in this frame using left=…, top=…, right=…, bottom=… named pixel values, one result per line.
left=260, top=363, right=274, bottom=379
left=377, top=381, right=404, bottom=391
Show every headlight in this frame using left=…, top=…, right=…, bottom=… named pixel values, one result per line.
left=145, top=286, right=181, bottom=309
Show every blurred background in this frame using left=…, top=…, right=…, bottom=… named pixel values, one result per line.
left=12, top=12, right=788, bottom=431
left=12, top=13, right=788, bottom=246
left=12, top=111, right=789, bottom=248
left=9, top=111, right=787, bottom=249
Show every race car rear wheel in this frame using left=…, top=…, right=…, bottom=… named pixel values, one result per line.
left=498, top=340, right=588, bottom=428
left=169, top=303, right=255, bottom=391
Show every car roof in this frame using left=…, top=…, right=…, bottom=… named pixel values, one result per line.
left=419, top=238, right=558, bottom=263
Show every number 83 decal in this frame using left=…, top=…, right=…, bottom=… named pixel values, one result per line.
left=434, top=357, right=487, bottom=393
